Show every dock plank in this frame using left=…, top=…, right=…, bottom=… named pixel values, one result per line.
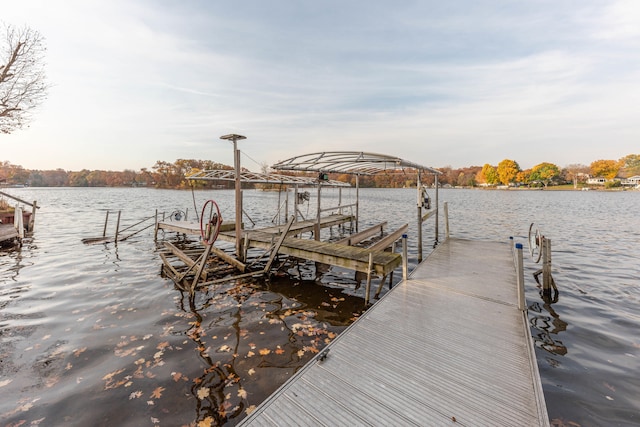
left=240, top=238, right=549, bottom=427
left=0, top=224, right=19, bottom=244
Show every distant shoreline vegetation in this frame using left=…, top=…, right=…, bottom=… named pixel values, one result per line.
left=1, top=155, right=638, bottom=189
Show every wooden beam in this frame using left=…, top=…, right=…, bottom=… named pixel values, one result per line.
left=335, top=222, right=387, bottom=246
left=368, top=224, right=409, bottom=252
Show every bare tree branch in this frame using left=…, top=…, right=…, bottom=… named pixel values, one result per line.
left=0, top=23, right=49, bottom=134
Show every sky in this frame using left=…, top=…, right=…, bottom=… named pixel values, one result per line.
left=2, top=0, right=639, bottom=172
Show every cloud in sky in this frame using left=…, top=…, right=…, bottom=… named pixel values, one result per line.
left=2, top=0, right=639, bottom=171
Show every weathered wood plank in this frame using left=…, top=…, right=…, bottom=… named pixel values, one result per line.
left=334, top=221, right=387, bottom=246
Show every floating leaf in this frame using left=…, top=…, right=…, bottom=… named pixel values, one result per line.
left=198, top=416, right=214, bottom=427
left=237, top=388, right=248, bottom=399
left=297, top=350, right=305, bottom=358
left=259, top=348, right=271, bottom=356
left=150, top=386, right=165, bottom=399
left=248, top=368, right=255, bottom=376
left=197, top=387, right=210, bottom=400
left=246, top=405, right=256, bottom=415
left=275, top=348, right=285, bottom=355
left=73, top=347, right=87, bottom=357
left=219, top=345, right=231, bottom=352
left=129, top=391, right=142, bottom=400
left=247, top=351, right=255, bottom=358
left=172, top=372, right=183, bottom=382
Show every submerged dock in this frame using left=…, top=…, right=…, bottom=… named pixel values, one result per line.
left=240, top=238, right=549, bottom=426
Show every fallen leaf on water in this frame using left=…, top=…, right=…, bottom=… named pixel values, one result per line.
left=248, top=368, right=255, bottom=376
left=102, top=369, right=126, bottom=381
left=237, top=388, right=247, bottom=399
left=151, top=416, right=159, bottom=424
left=172, top=372, right=182, bottom=382
left=259, top=348, right=271, bottom=356
left=245, top=405, right=256, bottom=415
left=197, top=387, right=210, bottom=400
left=247, top=351, right=255, bottom=358
left=129, top=391, right=142, bottom=400
left=198, top=416, right=214, bottom=427
left=297, top=350, right=305, bottom=358
left=157, top=341, right=169, bottom=350
left=219, top=345, right=231, bottom=352
left=0, top=379, right=13, bottom=387
left=275, top=348, right=285, bottom=355
left=150, top=386, right=165, bottom=399
left=73, top=347, right=87, bottom=357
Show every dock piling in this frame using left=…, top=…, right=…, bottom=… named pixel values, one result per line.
left=515, top=243, right=526, bottom=311
left=402, top=233, right=408, bottom=280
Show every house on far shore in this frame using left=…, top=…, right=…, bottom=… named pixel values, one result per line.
left=586, top=176, right=607, bottom=185
left=586, top=175, right=640, bottom=187
left=621, top=175, right=640, bottom=187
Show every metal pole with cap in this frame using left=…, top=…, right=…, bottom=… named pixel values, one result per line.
left=220, top=134, right=246, bottom=260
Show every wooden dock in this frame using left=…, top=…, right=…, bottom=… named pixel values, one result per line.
left=240, top=238, right=549, bottom=427
left=0, top=224, right=19, bottom=245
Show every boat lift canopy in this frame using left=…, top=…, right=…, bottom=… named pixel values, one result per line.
left=271, top=151, right=441, bottom=176
left=187, top=169, right=350, bottom=187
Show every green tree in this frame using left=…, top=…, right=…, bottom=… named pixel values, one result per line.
left=477, top=164, right=498, bottom=185
left=619, top=154, right=640, bottom=177
left=497, top=159, right=520, bottom=185
left=529, top=162, right=560, bottom=187
left=590, top=159, right=620, bottom=180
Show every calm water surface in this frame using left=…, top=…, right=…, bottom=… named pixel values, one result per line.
left=1, top=187, right=639, bottom=426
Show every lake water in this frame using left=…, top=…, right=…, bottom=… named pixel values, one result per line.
left=1, top=187, right=639, bottom=426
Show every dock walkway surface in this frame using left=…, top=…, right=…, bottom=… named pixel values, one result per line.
left=240, top=238, right=549, bottom=427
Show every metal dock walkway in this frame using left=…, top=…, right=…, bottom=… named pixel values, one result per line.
left=240, top=238, right=549, bottom=427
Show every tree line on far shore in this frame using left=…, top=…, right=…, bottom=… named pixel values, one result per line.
left=1, top=154, right=639, bottom=189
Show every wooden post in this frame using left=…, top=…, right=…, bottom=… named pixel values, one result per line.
left=364, top=252, right=374, bottom=306
left=103, top=211, right=110, bottom=237
left=264, top=215, right=295, bottom=274
left=154, top=209, right=159, bottom=240
left=29, top=201, right=37, bottom=232
left=315, top=182, right=321, bottom=241
left=434, top=174, right=439, bottom=244
left=402, top=233, right=408, bottom=280
left=444, top=201, right=449, bottom=240
left=114, top=211, right=122, bottom=242
left=236, top=149, right=243, bottom=259
left=355, top=174, right=359, bottom=232
left=515, top=243, right=526, bottom=311
left=220, top=134, right=247, bottom=260
left=417, top=172, right=423, bottom=263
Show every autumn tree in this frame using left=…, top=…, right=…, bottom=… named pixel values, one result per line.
left=529, top=162, right=560, bottom=187
left=590, top=159, right=621, bottom=180
left=497, top=159, right=520, bottom=185
left=477, top=164, right=498, bottom=185
left=1, top=24, right=49, bottom=133
left=516, top=169, right=531, bottom=185
left=619, top=154, right=640, bottom=177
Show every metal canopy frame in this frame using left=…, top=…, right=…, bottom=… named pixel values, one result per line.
left=187, top=169, right=350, bottom=187
left=270, top=151, right=441, bottom=176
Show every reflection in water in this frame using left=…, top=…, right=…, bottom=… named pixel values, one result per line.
left=529, top=271, right=568, bottom=357
left=171, top=276, right=364, bottom=426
